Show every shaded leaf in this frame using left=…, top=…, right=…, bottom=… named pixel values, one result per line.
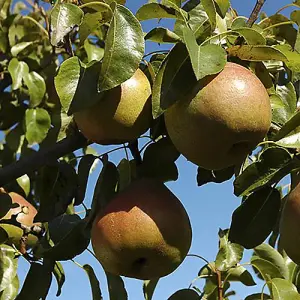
left=98, top=3, right=144, bottom=92
left=226, top=266, right=256, bottom=286
left=245, top=294, right=271, bottom=300
left=143, top=278, right=159, bottom=300
left=117, top=159, right=132, bottom=192
left=141, top=138, right=180, bottom=182
left=168, top=288, right=200, bottom=299
left=228, top=187, right=281, bottom=249
left=75, top=154, right=97, bottom=206
left=16, top=260, right=54, bottom=300
left=202, top=0, right=216, bottom=30
left=106, top=272, right=128, bottom=300
left=0, top=193, right=12, bottom=219
left=83, top=264, right=102, bottom=300
left=35, top=161, right=78, bottom=222
left=214, top=0, right=230, bottom=18
left=197, top=166, right=234, bottom=186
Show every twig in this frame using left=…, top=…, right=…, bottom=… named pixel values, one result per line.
left=0, top=131, right=88, bottom=187
left=216, top=270, right=223, bottom=300
left=247, top=0, right=266, bottom=27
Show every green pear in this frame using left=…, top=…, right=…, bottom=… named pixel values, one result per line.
left=74, top=69, right=152, bottom=145
left=164, top=62, right=271, bottom=170
left=91, top=178, right=192, bottom=280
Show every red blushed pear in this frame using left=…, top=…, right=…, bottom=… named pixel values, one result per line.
left=91, top=178, right=192, bottom=280
left=164, top=62, right=271, bottom=170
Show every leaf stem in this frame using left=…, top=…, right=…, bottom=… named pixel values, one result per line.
left=143, top=50, right=170, bottom=59
left=261, top=21, right=296, bottom=33
left=276, top=3, right=296, bottom=15
left=216, top=270, right=223, bottom=300
left=186, top=254, right=210, bottom=265
left=22, top=16, right=49, bottom=36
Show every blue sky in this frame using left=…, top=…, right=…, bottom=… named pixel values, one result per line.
left=15, top=0, right=294, bottom=299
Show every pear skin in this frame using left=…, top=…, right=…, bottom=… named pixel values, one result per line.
left=91, top=178, right=192, bottom=280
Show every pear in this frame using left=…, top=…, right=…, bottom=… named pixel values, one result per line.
left=74, top=69, right=152, bottom=145
left=280, top=183, right=300, bottom=264
left=91, top=178, right=192, bottom=280
left=164, top=62, right=271, bottom=170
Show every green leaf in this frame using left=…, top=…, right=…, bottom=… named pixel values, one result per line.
left=84, top=40, right=104, bottom=62
left=215, top=229, right=244, bottom=271
left=141, top=137, right=180, bottom=182
left=54, top=56, right=81, bottom=114
left=106, top=273, right=128, bottom=300
left=50, top=3, right=84, bottom=47
left=232, top=28, right=266, bottom=45
left=23, top=71, right=46, bottom=108
left=234, top=147, right=295, bottom=197
left=52, top=262, right=65, bottom=297
left=0, top=245, right=18, bottom=293
left=16, top=260, right=54, bottom=300
left=202, top=0, right=216, bottom=31
left=168, top=289, right=200, bottom=299
left=75, top=155, right=97, bottom=206
left=79, top=11, right=111, bottom=44
left=227, top=45, right=288, bottom=62
left=25, top=108, right=51, bottom=145
left=7, top=58, right=29, bottom=90
left=0, top=227, right=8, bottom=245
left=228, top=187, right=281, bottom=249
left=11, top=41, right=33, bottom=56
left=152, top=43, right=197, bottom=118
left=276, top=133, right=300, bottom=148
left=145, top=27, right=181, bottom=44
left=35, top=162, right=78, bottom=222
left=16, top=174, right=30, bottom=197
left=143, top=279, right=159, bottom=300
left=197, top=166, right=234, bottom=186
left=0, top=275, right=19, bottom=300
left=270, top=278, right=300, bottom=299
left=183, top=26, right=226, bottom=80
left=0, top=193, right=12, bottom=219
left=254, top=244, right=289, bottom=280
left=272, top=82, right=298, bottom=126
left=275, top=44, right=300, bottom=74
left=98, top=3, right=144, bottom=92
left=214, top=0, right=230, bottom=18
left=136, top=3, right=177, bottom=21
left=83, top=264, right=103, bottom=300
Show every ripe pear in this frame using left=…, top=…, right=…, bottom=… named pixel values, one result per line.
left=0, top=191, right=40, bottom=249
left=74, top=69, right=152, bottom=145
left=91, top=178, right=192, bottom=280
left=164, top=62, right=271, bottom=170
left=280, top=183, right=300, bottom=264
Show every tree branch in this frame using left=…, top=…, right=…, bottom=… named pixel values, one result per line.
left=0, top=131, right=88, bottom=187
left=247, top=0, right=266, bottom=27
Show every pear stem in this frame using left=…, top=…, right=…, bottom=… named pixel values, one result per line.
left=216, top=270, right=223, bottom=300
